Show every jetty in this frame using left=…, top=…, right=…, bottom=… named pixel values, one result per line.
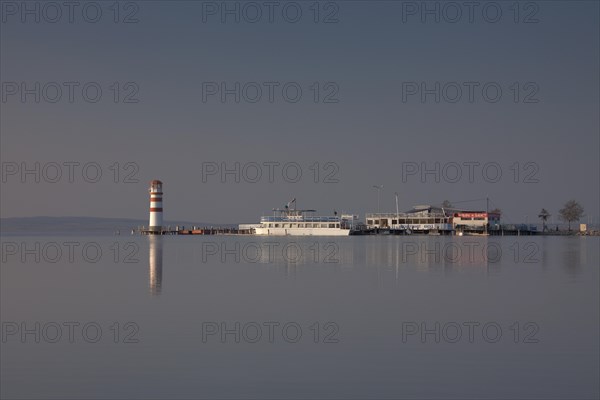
left=136, top=226, right=254, bottom=235
left=135, top=180, right=594, bottom=237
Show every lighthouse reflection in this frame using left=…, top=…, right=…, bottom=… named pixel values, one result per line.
left=149, top=235, right=163, bottom=295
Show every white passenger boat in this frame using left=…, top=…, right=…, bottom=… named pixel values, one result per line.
left=253, top=199, right=357, bottom=236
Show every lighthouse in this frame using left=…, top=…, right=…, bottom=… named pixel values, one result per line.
left=148, top=180, right=163, bottom=234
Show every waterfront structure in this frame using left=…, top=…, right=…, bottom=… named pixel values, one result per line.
left=148, top=180, right=163, bottom=234
left=366, top=205, right=455, bottom=234
left=136, top=183, right=509, bottom=236
left=453, top=211, right=501, bottom=234
left=365, top=205, right=501, bottom=234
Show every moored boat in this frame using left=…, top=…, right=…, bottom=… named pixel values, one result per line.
left=253, top=199, right=357, bottom=236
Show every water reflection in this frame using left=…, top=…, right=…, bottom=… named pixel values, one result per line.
left=149, top=235, right=163, bottom=295
left=226, top=239, right=354, bottom=267
left=169, top=236, right=591, bottom=283
left=363, top=237, right=491, bottom=273
left=561, top=237, right=586, bottom=278
left=3, top=235, right=597, bottom=399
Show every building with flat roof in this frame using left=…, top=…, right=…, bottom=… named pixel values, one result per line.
left=453, top=211, right=500, bottom=234
left=365, top=205, right=500, bottom=234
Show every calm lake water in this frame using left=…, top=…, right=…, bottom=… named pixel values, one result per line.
left=1, top=235, right=598, bottom=399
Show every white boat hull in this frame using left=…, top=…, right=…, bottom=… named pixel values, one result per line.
left=254, top=227, right=351, bottom=236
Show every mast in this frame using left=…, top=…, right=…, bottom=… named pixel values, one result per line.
left=395, top=192, right=399, bottom=222
left=486, top=196, right=489, bottom=235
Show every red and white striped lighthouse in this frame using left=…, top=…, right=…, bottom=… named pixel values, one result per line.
left=148, top=180, right=163, bottom=233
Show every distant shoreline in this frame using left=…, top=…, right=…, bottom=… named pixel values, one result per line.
left=0, top=216, right=231, bottom=236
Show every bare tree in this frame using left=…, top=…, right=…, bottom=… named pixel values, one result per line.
left=538, top=208, right=551, bottom=231
left=559, top=200, right=584, bottom=231
left=441, top=200, right=453, bottom=208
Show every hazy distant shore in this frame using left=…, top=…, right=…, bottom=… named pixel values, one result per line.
left=0, top=217, right=227, bottom=236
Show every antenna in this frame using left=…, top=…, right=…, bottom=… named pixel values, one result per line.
left=486, top=196, right=489, bottom=235
left=287, top=198, right=297, bottom=210
left=372, top=185, right=384, bottom=214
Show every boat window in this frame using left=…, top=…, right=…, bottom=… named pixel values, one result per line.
left=275, top=224, right=279, bottom=228
left=367, top=219, right=373, bottom=225
left=336, top=224, right=339, bottom=228
left=329, top=224, right=335, bottom=228
left=298, top=224, right=304, bottom=228
left=321, top=224, right=327, bottom=228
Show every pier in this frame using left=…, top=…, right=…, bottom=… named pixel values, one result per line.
left=356, top=225, right=539, bottom=236
left=136, top=226, right=254, bottom=235
left=136, top=180, right=595, bottom=237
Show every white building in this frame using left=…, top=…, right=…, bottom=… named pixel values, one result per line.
left=366, top=205, right=501, bottom=234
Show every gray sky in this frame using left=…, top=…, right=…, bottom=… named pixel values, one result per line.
left=1, top=1, right=598, bottom=225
